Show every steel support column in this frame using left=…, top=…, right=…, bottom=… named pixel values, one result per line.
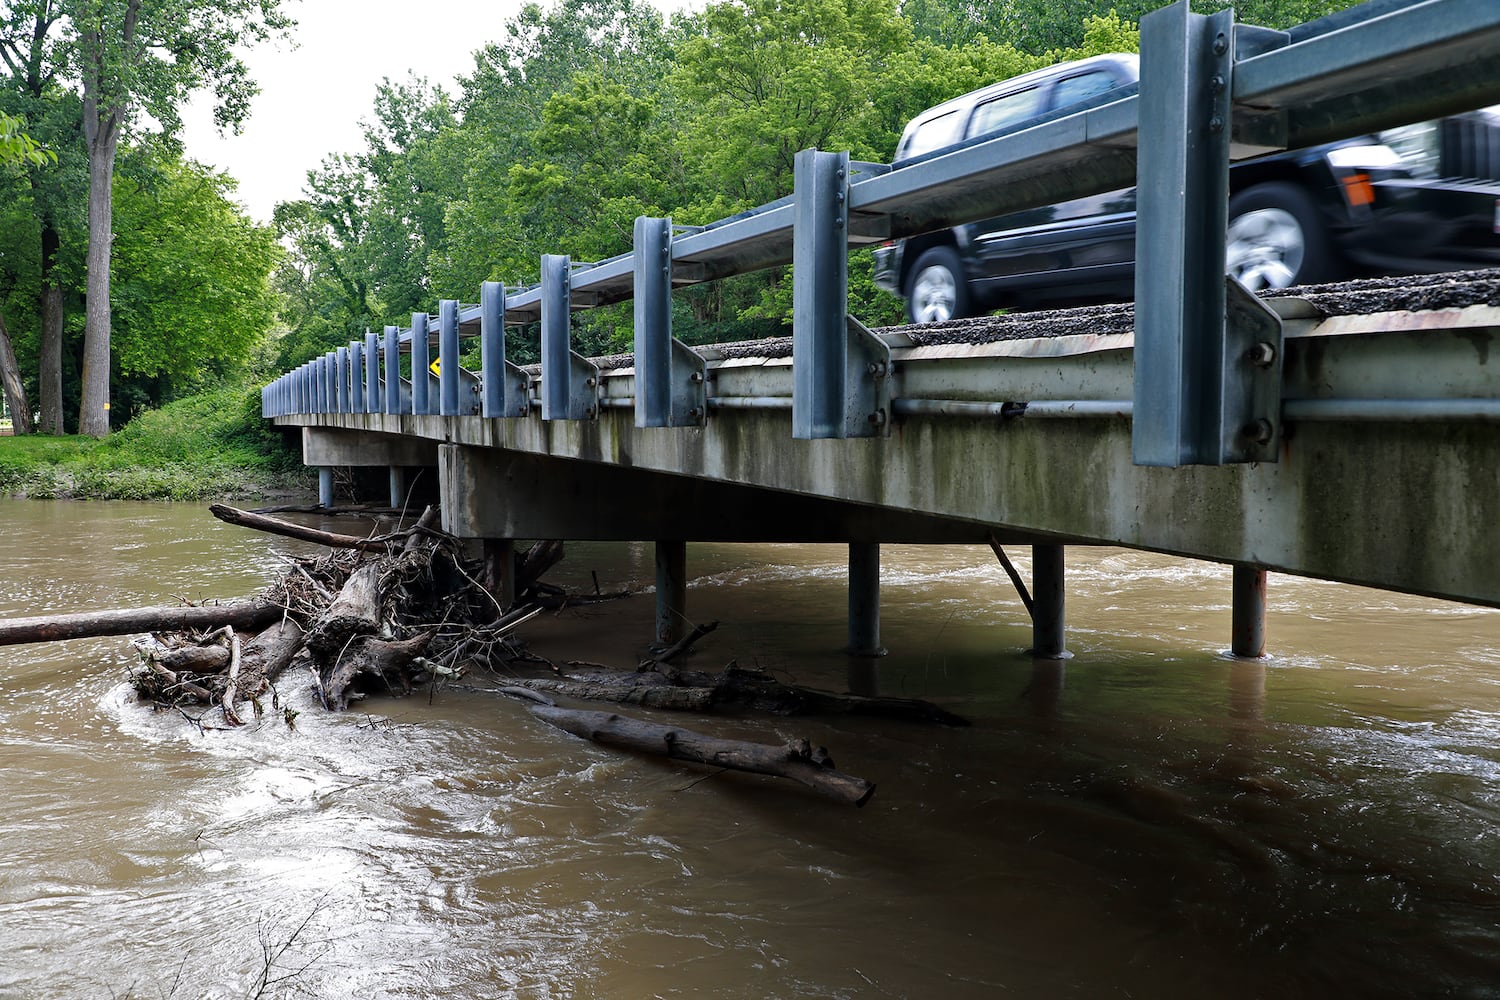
left=847, top=542, right=885, bottom=657
left=1231, top=564, right=1268, bottom=657
left=318, top=467, right=335, bottom=509
left=1031, top=544, right=1068, bottom=659
left=655, top=540, right=687, bottom=647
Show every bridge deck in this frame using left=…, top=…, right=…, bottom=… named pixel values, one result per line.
left=277, top=275, right=1500, bottom=609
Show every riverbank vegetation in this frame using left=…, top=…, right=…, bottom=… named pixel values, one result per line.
left=0, top=381, right=305, bottom=500
left=2, top=0, right=1361, bottom=488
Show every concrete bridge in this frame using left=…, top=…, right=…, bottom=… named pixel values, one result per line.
left=263, top=0, right=1500, bottom=659
left=268, top=278, right=1500, bottom=661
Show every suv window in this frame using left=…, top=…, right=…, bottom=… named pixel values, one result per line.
left=967, top=87, right=1042, bottom=140
left=902, top=109, right=964, bottom=160
left=1050, top=70, right=1122, bottom=110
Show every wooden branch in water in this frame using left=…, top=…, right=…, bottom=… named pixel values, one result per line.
left=643, top=619, right=719, bottom=666
left=209, top=504, right=391, bottom=552
left=0, top=601, right=281, bottom=647
left=987, top=533, right=1034, bottom=619
left=529, top=705, right=876, bottom=807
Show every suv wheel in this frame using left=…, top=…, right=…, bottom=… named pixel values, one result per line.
left=1227, top=182, right=1338, bottom=290
left=906, top=247, right=971, bottom=324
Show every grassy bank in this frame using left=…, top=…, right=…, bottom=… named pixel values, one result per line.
left=0, top=384, right=311, bottom=501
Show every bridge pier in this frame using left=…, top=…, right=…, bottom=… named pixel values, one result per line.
left=655, top=541, right=687, bottom=647
left=1231, top=564, right=1268, bottom=658
left=389, top=466, right=407, bottom=510
left=1031, top=544, right=1069, bottom=659
left=483, top=539, right=516, bottom=613
left=847, top=542, right=885, bottom=657
left=318, top=468, right=334, bottom=508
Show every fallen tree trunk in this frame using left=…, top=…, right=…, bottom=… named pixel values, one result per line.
left=210, top=504, right=392, bottom=552
left=0, top=601, right=281, bottom=647
left=529, top=705, right=876, bottom=807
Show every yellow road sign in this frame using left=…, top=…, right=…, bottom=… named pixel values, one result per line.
left=429, top=358, right=441, bottom=378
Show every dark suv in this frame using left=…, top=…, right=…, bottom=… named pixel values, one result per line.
left=874, top=53, right=1500, bottom=323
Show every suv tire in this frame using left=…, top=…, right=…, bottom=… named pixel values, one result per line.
left=1227, top=182, right=1339, bottom=290
left=906, top=246, right=971, bottom=323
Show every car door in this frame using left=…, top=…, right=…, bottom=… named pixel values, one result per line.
left=969, top=68, right=1138, bottom=289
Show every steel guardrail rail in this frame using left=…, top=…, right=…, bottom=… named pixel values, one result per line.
left=265, top=0, right=1500, bottom=420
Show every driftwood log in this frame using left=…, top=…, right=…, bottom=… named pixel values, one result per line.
left=326, top=630, right=435, bottom=710
left=529, top=704, right=876, bottom=806
left=510, top=661, right=969, bottom=726
left=0, top=601, right=282, bottom=647
left=305, top=562, right=384, bottom=657
left=210, top=504, right=392, bottom=551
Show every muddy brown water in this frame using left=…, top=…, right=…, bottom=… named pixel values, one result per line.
left=2, top=499, right=1499, bottom=998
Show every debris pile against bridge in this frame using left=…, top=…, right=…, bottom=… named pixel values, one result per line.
left=0, top=504, right=975, bottom=805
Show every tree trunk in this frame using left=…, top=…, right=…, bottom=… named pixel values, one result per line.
left=0, top=307, right=34, bottom=435
left=36, top=222, right=63, bottom=435
left=78, top=7, right=131, bottom=439
left=0, top=601, right=282, bottom=647
left=306, top=562, right=385, bottom=657
left=529, top=705, right=877, bottom=806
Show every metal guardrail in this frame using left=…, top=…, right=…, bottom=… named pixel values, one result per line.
left=262, top=0, right=1500, bottom=466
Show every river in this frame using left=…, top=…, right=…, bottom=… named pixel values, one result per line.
left=1, top=498, right=1498, bottom=999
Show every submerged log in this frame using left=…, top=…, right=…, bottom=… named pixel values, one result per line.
left=509, top=661, right=969, bottom=726
left=0, top=601, right=281, bottom=648
left=529, top=705, right=876, bottom=807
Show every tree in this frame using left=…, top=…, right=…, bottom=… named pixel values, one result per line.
left=108, top=152, right=282, bottom=413
left=64, top=0, right=292, bottom=436
left=2, top=1, right=83, bottom=434
left=903, top=0, right=1366, bottom=53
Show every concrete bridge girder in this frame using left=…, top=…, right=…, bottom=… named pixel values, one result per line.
left=284, top=310, right=1500, bottom=609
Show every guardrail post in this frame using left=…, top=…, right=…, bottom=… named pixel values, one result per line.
left=411, top=313, right=432, bottom=415
left=540, top=254, right=599, bottom=420
left=349, top=340, right=364, bottom=412
left=335, top=346, right=350, bottom=413
left=383, top=325, right=401, bottom=414
left=1134, top=1, right=1283, bottom=466
left=480, top=281, right=529, bottom=418
left=634, top=216, right=706, bottom=428
left=364, top=331, right=379, bottom=413
left=439, top=299, right=460, bottom=416
left=792, top=148, right=890, bottom=439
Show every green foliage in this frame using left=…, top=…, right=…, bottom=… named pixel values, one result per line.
left=0, top=379, right=306, bottom=499
left=110, top=152, right=283, bottom=397
left=0, top=110, right=52, bottom=165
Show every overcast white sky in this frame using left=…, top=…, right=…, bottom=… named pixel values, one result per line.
left=180, top=0, right=692, bottom=224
